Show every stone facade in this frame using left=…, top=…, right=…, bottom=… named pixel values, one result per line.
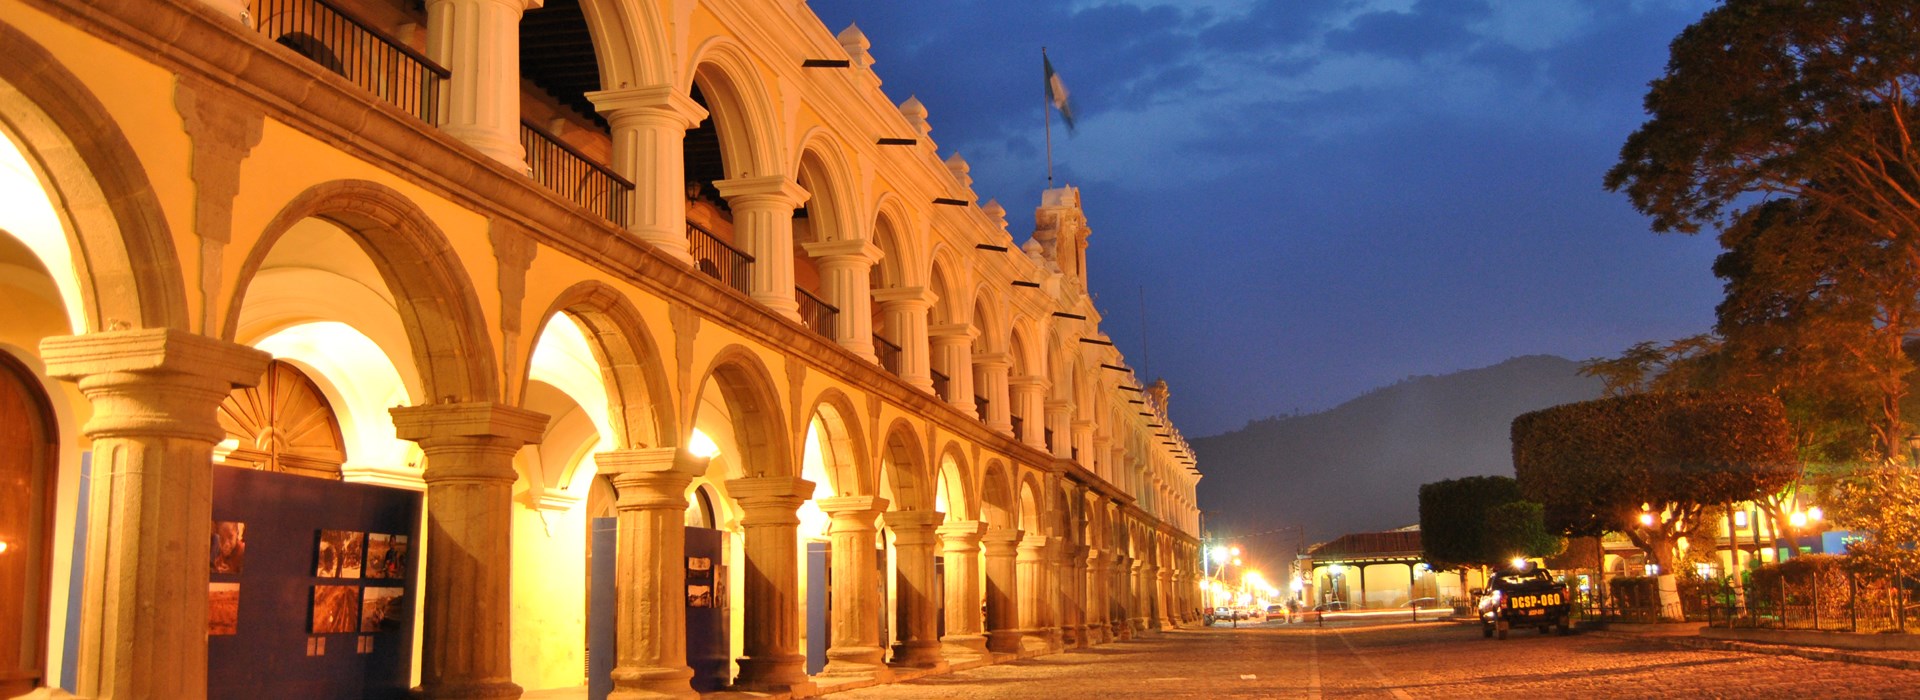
left=0, top=0, right=1204, bottom=697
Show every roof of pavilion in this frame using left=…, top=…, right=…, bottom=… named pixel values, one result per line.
left=1304, top=530, right=1424, bottom=565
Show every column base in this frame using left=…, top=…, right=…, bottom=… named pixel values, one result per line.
left=609, top=663, right=699, bottom=700
left=985, top=629, right=1024, bottom=653
left=820, top=647, right=894, bottom=683
left=413, top=679, right=524, bottom=700
left=631, top=228, right=696, bottom=265
left=1131, top=617, right=1149, bottom=632
left=1018, top=629, right=1053, bottom=654
left=889, top=640, right=945, bottom=668
left=734, top=654, right=814, bottom=695
left=939, top=633, right=990, bottom=660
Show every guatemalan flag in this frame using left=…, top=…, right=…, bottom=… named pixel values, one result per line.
left=1044, top=53, right=1076, bottom=133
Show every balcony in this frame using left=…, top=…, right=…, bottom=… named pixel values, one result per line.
left=520, top=120, right=631, bottom=226
left=874, top=335, right=903, bottom=376
left=250, top=0, right=447, bottom=123
left=1011, top=415, right=1025, bottom=441
left=931, top=369, right=950, bottom=401
left=687, top=221, right=752, bottom=296
left=974, top=395, right=989, bottom=423
left=795, top=287, right=838, bottom=341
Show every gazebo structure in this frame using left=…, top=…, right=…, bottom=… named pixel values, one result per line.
left=1299, top=527, right=1483, bottom=609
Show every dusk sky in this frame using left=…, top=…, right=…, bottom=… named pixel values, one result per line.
left=811, top=0, right=1726, bottom=437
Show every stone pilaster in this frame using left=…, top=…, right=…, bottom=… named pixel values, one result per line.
left=936, top=520, right=988, bottom=661
left=883, top=510, right=947, bottom=668
left=41, top=330, right=270, bottom=700
left=714, top=176, right=809, bottom=320
left=1157, top=563, right=1176, bottom=629
left=981, top=529, right=1022, bottom=653
left=1071, top=420, right=1094, bottom=468
left=1064, top=544, right=1089, bottom=648
left=802, top=239, right=883, bottom=360
left=391, top=401, right=548, bottom=700
left=1111, top=554, right=1133, bottom=640
left=814, top=496, right=891, bottom=682
left=1084, top=548, right=1109, bottom=645
left=1089, top=435, right=1111, bottom=481
left=724, top=476, right=815, bottom=695
left=588, top=86, right=708, bottom=263
left=1015, top=534, right=1053, bottom=653
left=927, top=323, right=975, bottom=414
left=596, top=448, right=711, bottom=700
left=872, top=287, right=934, bottom=393
left=426, top=0, right=533, bottom=168
left=1008, top=375, right=1046, bottom=448
left=1131, top=558, right=1150, bottom=633
left=972, top=353, right=1012, bottom=435
left=1044, top=400, right=1073, bottom=459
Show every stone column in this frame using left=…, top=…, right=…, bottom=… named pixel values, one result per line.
left=426, top=0, right=532, bottom=168
left=814, top=496, right=891, bottom=682
left=1131, top=558, right=1151, bottom=633
left=725, top=476, right=816, bottom=695
left=1065, top=544, right=1089, bottom=648
left=1084, top=548, right=1108, bottom=645
left=596, top=448, right=711, bottom=700
left=937, top=520, right=989, bottom=661
left=588, top=86, right=708, bottom=263
left=872, top=287, right=934, bottom=393
left=1110, top=554, right=1133, bottom=640
left=927, top=324, right=975, bottom=414
left=41, top=330, right=269, bottom=700
left=714, top=176, right=809, bottom=321
left=972, top=353, right=1012, bottom=435
left=1159, top=564, right=1177, bottom=629
left=1008, top=375, right=1046, bottom=448
left=802, top=239, right=883, bottom=360
left=981, top=529, right=1022, bottom=653
left=1044, top=400, right=1073, bottom=459
left=1015, top=533, right=1053, bottom=653
left=1071, top=420, right=1094, bottom=467
left=391, top=402, right=548, bottom=700
left=883, top=510, right=947, bottom=668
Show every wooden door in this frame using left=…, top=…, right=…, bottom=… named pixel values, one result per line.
left=217, top=360, right=345, bottom=479
left=0, top=356, right=55, bottom=696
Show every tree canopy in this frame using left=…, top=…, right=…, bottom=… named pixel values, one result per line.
left=1418, top=476, right=1557, bottom=569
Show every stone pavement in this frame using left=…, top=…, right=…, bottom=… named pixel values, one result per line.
left=826, top=617, right=1920, bottom=698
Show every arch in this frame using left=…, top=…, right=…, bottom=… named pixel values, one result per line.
left=0, top=20, right=190, bottom=331
left=525, top=281, right=676, bottom=450
left=575, top=0, right=669, bottom=88
left=969, top=284, right=1005, bottom=354
left=934, top=441, right=975, bottom=520
left=691, top=346, right=791, bottom=480
left=226, top=180, right=498, bottom=403
left=869, top=193, right=922, bottom=289
left=980, top=460, right=1015, bottom=529
left=925, top=245, right=966, bottom=327
left=1015, top=472, right=1043, bottom=535
left=877, top=419, right=933, bottom=511
left=792, top=132, right=859, bottom=245
left=685, top=38, right=782, bottom=179
left=798, top=388, right=870, bottom=497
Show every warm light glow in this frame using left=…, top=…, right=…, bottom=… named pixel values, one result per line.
left=1209, top=546, right=1228, bottom=564
left=1734, top=510, right=1749, bottom=528
left=1789, top=511, right=1808, bottom=529
left=1510, top=557, right=1528, bottom=571
left=1638, top=512, right=1656, bottom=527
left=1229, top=545, right=1241, bottom=556
left=0, top=541, right=9, bottom=554
left=1231, top=557, right=1242, bottom=566
left=1808, top=506, right=1823, bottom=522
left=1289, top=577, right=1303, bottom=592
left=688, top=428, right=721, bottom=458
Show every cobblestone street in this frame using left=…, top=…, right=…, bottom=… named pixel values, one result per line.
left=831, top=618, right=1920, bottom=698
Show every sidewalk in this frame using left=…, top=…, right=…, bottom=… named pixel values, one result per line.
left=1587, top=621, right=1920, bottom=672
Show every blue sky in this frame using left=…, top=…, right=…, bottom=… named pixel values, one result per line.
left=811, top=0, right=1725, bottom=436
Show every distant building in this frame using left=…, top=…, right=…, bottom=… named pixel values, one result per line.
left=0, top=0, right=1204, bottom=696
left=1299, top=526, right=1486, bottom=609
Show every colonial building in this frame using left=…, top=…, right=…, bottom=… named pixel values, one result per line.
left=0, top=0, right=1204, bottom=698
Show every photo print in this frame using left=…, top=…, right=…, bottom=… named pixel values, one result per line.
left=315, top=530, right=365, bottom=578
left=208, top=583, right=240, bottom=635
left=310, top=585, right=361, bottom=634
left=366, top=533, right=408, bottom=579
left=361, top=586, right=404, bottom=633
left=687, top=584, right=713, bottom=609
left=210, top=521, right=245, bottom=574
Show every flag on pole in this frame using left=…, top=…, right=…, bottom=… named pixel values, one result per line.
left=1044, top=53, right=1076, bottom=133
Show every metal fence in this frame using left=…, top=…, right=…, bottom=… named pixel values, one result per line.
left=1572, top=569, right=1920, bottom=634
left=795, top=287, right=838, bottom=340
left=874, top=335, right=902, bottom=376
left=250, top=0, right=447, bottom=123
left=521, top=120, right=631, bottom=226
left=687, top=221, right=752, bottom=296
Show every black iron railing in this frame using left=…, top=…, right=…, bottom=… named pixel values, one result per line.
left=974, top=395, right=989, bottom=422
left=932, top=369, right=950, bottom=401
left=1011, top=415, right=1025, bottom=441
left=687, top=221, right=752, bottom=296
left=520, top=120, right=631, bottom=226
left=1045, top=428, right=1055, bottom=453
left=250, top=0, right=448, bottom=123
left=875, top=335, right=902, bottom=376
left=795, top=287, right=838, bottom=340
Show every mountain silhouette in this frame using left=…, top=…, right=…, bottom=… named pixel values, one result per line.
left=1191, top=355, right=1602, bottom=563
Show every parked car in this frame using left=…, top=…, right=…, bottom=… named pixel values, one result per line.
left=1474, top=567, right=1572, bottom=639
left=1212, top=606, right=1232, bottom=621
left=1266, top=604, right=1288, bottom=620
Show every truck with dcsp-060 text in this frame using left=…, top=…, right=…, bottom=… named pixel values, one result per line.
left=1473, top=567, right=1572, bottom=639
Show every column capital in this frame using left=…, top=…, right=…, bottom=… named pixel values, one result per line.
left=587, top=84, right=708, bottom=127
left=928, top=322, right=976, bottom=341
left=727, top=476, right=814, bottom=525
left=973, top=352, right=1011, bottom=368
left=882, top=509, right=946, bottom=533
left=596, top=447, right=709, bottom=511
left=817, top=494, right=889, bottom=515
left=1045, top=399, right=1073, bottom=413
left=937, top=519, right=988, bottom=540
left=872, top=285, right=936, bottom=307
left=802, top=238, right=883, bottom=263
left=982, top=528, right=1024, bottom=547
left=1009, top=374, right=1048, bottom=391
left=390, top=401, right=549, bottom=444
left=41, top=329, right=271, bottom=441
left=715, top=175, right=810, bottom=208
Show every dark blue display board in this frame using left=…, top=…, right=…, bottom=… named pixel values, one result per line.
left=587, top=517, right=615, bottom=700
left=207, top=466, right=421, bottom=700
left=685, top=527, right=728, bottom=692
left=805, top=542, right=828, bottom=675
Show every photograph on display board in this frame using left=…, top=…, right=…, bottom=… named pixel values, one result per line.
left=367, top=533, right=407, bottom=579
left=361, top=586, right=404, bottom=632
left=687, top=556, right=713, bottom=583
left=315, top=530, right=364, bottom=578
left=687, top=584, right=713, bottom=608
left=211, top=521, right=245, bottom=574
left=208, top=583, right=240, bottom=635
left=311, top=585, right=361, bottom=634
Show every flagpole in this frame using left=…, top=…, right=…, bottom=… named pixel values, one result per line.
left=1043, top=46, right=1053, bottom=186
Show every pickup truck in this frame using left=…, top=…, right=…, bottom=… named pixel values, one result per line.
left=1473, top=568, right=1572, bottom=639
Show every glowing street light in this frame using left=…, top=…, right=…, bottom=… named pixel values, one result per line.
left=1638, top=512, right=1656, bottom=527
left=1510, top=556, right=1528, bottom=571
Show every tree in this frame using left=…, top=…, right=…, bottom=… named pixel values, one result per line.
left=1513, top=392, right=1798, bottom=615
left=1484, top=501, right=1564, bottom=564
left=1419, top=476, right=1539, bottom=569
left=1832, top=465, right=1920, bottom=577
